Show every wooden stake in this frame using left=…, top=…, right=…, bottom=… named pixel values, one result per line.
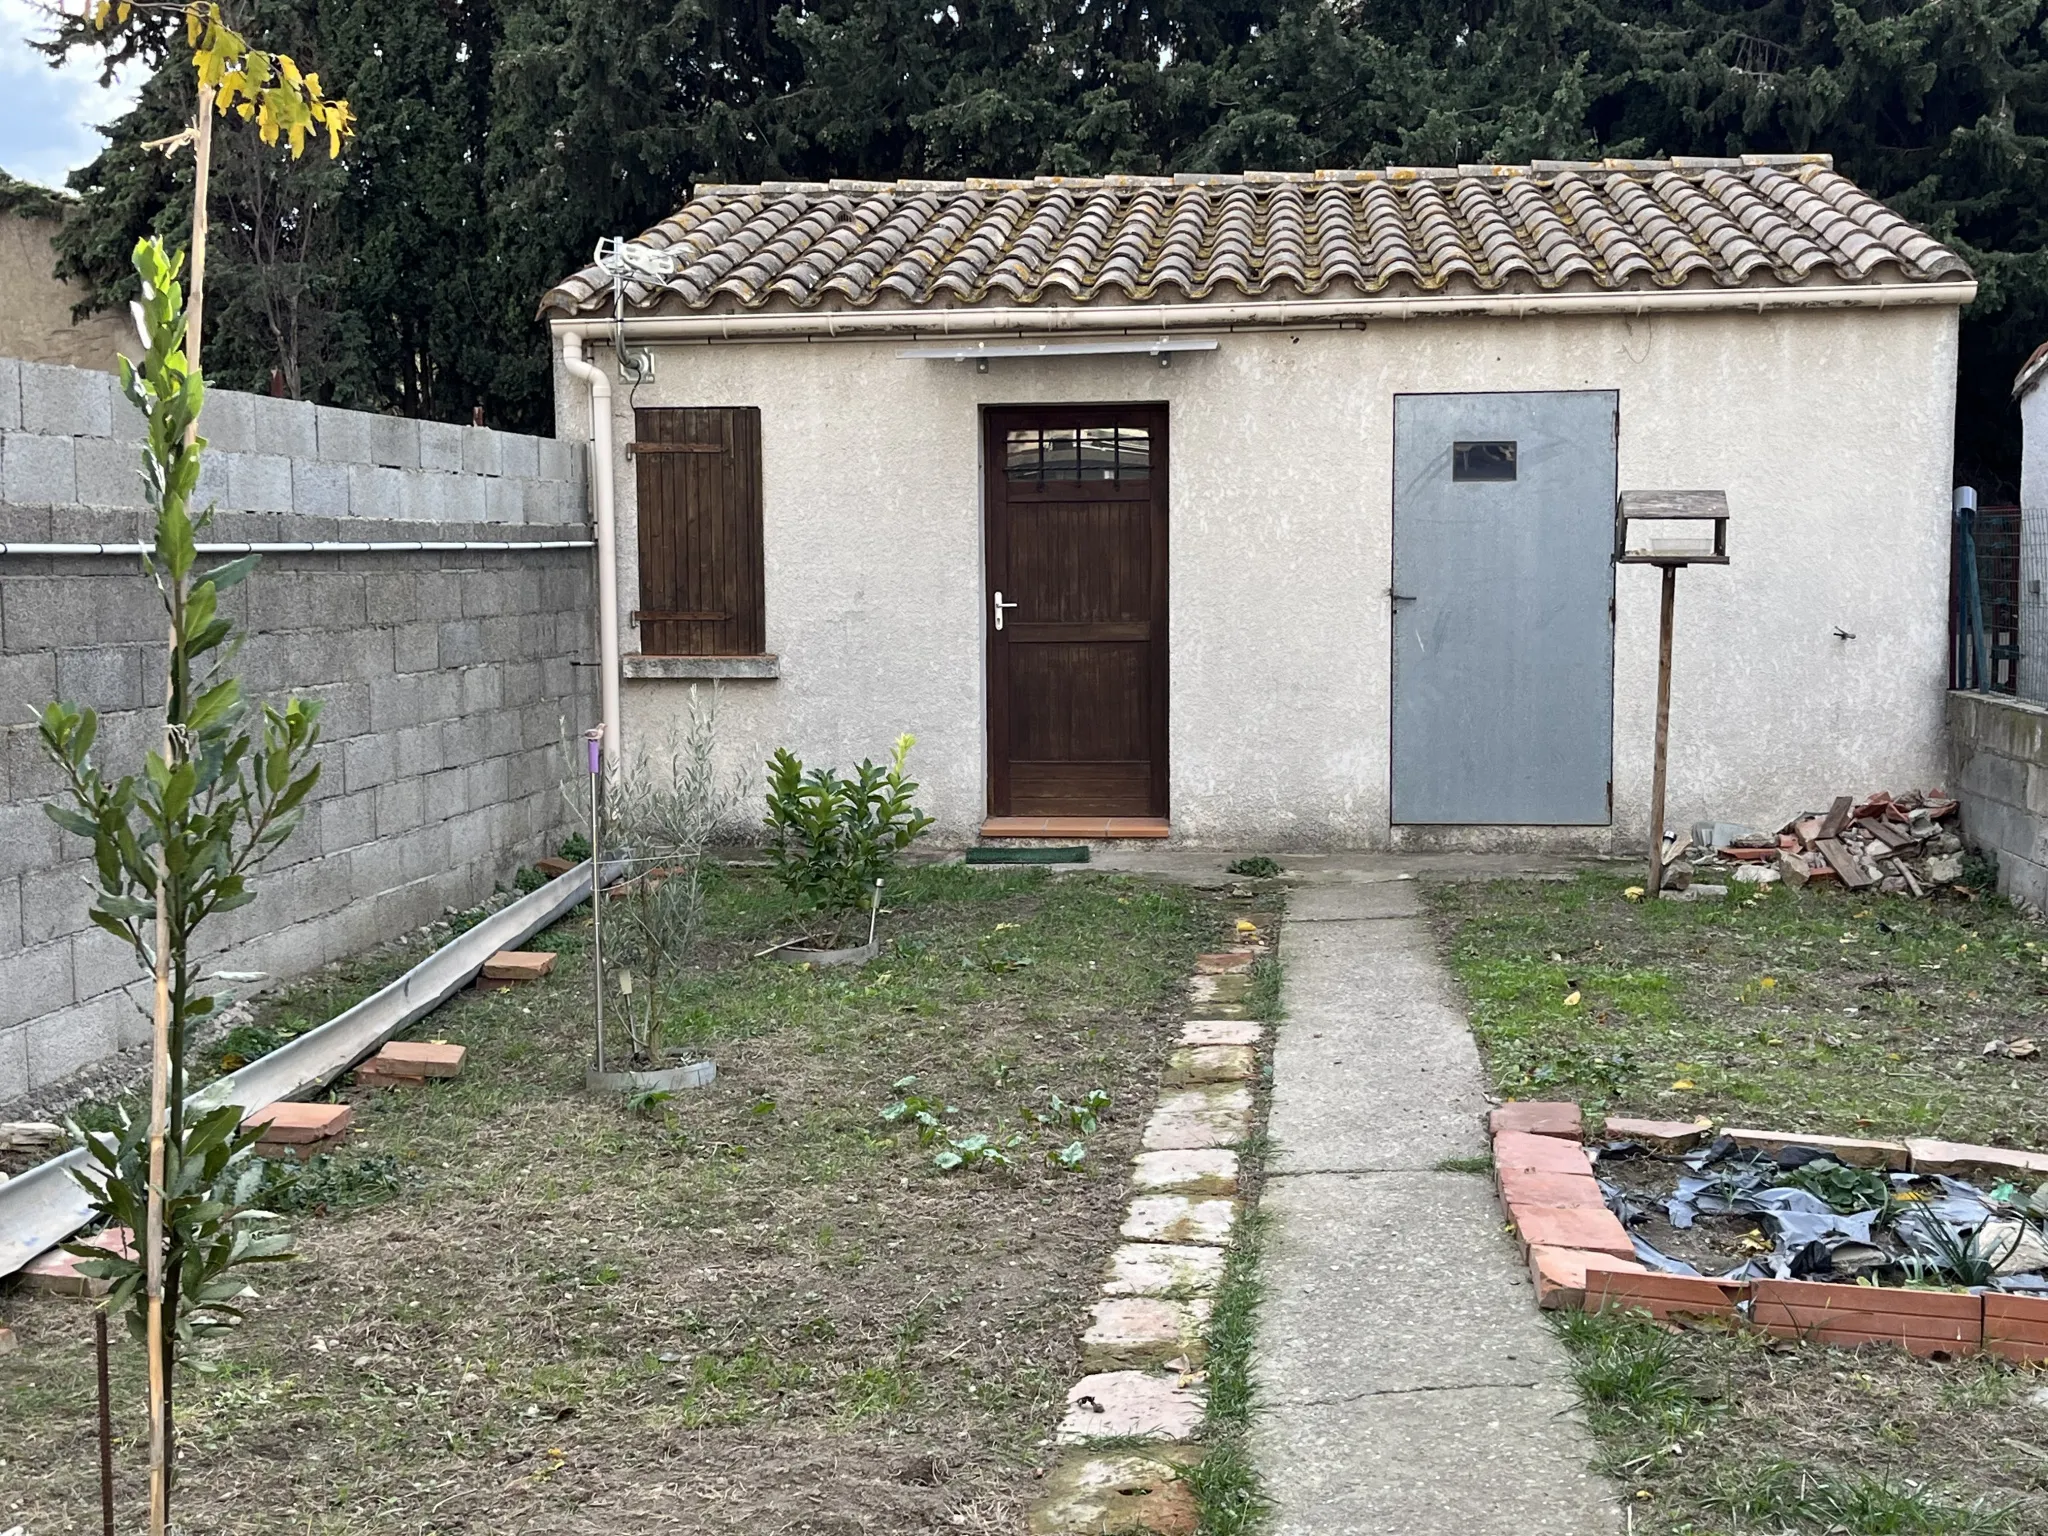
left=1647, top=564, right=1677, bottom=893
left=96, top=1308, right=115, bottom=1536
left=185, top=85, right=215, bottom=371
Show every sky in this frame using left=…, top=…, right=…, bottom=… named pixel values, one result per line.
left=1, top=0, right=141, bottom=189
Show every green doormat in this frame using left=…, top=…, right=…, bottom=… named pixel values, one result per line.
left=964, top=845, right=1090, bottom=865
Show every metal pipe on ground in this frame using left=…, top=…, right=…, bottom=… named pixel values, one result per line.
left=0, top=857, right=621, bottom=1280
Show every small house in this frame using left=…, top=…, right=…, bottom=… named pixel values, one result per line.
left=541, top=157, right=1973, bottom=848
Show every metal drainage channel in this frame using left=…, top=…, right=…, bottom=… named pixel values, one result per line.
left=0, top=859, right=620, bottom=1280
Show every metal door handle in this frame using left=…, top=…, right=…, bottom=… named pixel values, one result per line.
left=1388, top=589, right=1418, bottom=604
left=993, top=590, right=1021, bottom=630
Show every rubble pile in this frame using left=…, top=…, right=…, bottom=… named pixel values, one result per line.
left=1676, top=789, right=1966, bottom=897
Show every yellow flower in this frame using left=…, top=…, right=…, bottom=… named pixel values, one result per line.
left=1564, top=991, right=1582, bottom=1007
left=1670, top=1078, right=1695, bottom=1091
left=1760, top=976, right=1776, bottom=989
left=1624, top=886, right=1645, bottom=901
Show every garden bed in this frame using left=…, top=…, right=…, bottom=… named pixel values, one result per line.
left=1433, top=871, right=2048, bottom=1536
left=1, top=862, right=1237, bottom=1534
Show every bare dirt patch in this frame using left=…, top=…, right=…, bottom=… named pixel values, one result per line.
left=2, top=864, right=1241, bottom=1535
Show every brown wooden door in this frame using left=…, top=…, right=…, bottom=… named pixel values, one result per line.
left=633, top=406, right=764, bottom=656
left=984, top=405, right=1168, bottom=818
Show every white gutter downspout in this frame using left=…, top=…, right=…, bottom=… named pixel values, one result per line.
left=560, top=333, right=622, bottom=763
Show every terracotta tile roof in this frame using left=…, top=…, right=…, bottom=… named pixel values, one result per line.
left=539, top=157, right=1970, bottom=319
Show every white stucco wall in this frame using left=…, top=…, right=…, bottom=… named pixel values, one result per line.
left=553, top=303, right=1959, bottom=849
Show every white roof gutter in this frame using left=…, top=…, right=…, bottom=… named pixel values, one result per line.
left=546, top=278, right=1977, bottom=345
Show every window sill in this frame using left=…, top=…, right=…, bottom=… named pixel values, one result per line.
left=622, top=654, right=780, bottom=680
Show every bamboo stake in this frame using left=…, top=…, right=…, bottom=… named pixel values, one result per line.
left=96, top=1308, right=115, bottom=1536
left=147, top=77, right=216, bottom=1536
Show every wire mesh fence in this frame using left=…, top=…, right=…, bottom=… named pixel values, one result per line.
left=2020, top=507, right=2048, bottom=702
left=1953, top=503, right=2023, bottom=696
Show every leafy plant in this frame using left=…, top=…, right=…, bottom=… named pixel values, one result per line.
left=65, top=1103, right=291, bottom=1345
left=558, top=832, right=592, bottom=862
left=933, top=1133, right=1020, bottom=1171
left=1899, top=1211, right=2026, bottom=1287
left=1032, top=1089, right=1112, bottom=1134
left=40, top=236, right=321, bottom=1527
left=879, top=1075, right=955, bottom=1146
left=203, top=1021, right=287, bottom=1075
left=1226, top=856, right=1281, bottom=878
left=763, top=734, right=934, bottom=945
left=1777, top=1157, right=1891, bottom=1215
left=260, top=1152, right=403, bottom=1215
left=626, top=1087, right=675, bottom=1117
left=1049, top=1140, right=1087, bottom=1170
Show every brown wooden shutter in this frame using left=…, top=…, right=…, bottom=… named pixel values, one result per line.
left=631, top=406, right=765, bottom=656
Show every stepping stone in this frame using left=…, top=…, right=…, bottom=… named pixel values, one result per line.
left=1188, top=972, right=1251, bottom=1006
left=534, top=856, right=575, bottom=879
left=1528, top=1246, right=1650, bottom=1310
left=1194, top=951, right=1256, bottom=974
left=1122, top=1195, right=1237, bottom=1246
left=1604, top=1115, right=1714, bottom=1153
left=1028, top=1448, right=1201, bottom=1536
left=0, top=1121, right=63, bottom=1153
left=1178, top=1020, right=1263, bottom=1047
left=1142, top=1085, right=1252, bottom=1151
left=1161, top=1044, right=1257, bottom=1087
left=1081, top=1297, right=1212, bottom=1371
left=1487, top=1101, right=1582, bottom=1140
left=476, top=950, right=557, bottom=989
left=1132, top=1149, right=1238, bottom=1196
left=1726, top=1127, right=1908, bottom=1171
left=1906, top=1138, right=2048, bottom=1181
left=1496, top=1167, right=1604, bottom=1209
left=356, top=1040, right=466, bottom=1086
left=1056, top=1370, right=1205, bottom=1444
left=244, top=1101, right=352, bottom=1162
left=1102, top=1242, right=1228, bottom=1298
left=21, top=1227, right=135, bottom=1298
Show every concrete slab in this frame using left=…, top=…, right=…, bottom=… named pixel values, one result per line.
left=1266, top=922, right=1489, bottom=1174
left=1255, top=878, right=1618, bottom=1535
left=1255, top=1172, right=1573, bottom=1400
left=1255, top=1384, right=1616, bottom=1536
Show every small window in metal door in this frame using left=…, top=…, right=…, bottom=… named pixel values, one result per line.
left=1452, top=440, right=1517, bottom=482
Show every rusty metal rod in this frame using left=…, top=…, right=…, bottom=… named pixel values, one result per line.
left=96, top=1307, right=115, bottom=1536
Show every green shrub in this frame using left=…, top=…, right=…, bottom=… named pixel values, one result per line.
left=763, top=734, right=934, bottom=944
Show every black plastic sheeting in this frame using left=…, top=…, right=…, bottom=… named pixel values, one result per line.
left=1596, top=1136, right=2048, bottom=1290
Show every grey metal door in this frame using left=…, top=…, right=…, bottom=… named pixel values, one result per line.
left=1391, top=391, right=1617, bottom=824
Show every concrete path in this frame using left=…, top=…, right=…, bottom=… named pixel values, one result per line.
left=1250, top=870, right=1620, bottom=1535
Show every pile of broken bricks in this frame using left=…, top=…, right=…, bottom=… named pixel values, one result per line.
left=1488, top=1102, right=2048, bottom=1364
left=1678, top=788, right=1965, bottom=897
left=1030, top=930, right=1271, bottom=1536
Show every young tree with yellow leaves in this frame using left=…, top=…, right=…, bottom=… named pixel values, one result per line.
left=42, top=9, right=350, bottom=1534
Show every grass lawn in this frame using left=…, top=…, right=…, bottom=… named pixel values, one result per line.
left=1430, top=873, right=2048, bottom=1536
left=3, top=862, right=1239, bottom=1535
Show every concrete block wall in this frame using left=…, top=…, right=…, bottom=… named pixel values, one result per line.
left=0, top=357, right=585, bottom=527
left=0, top=357, right=595, bottom=1105
left=1948, top=690, right=2048, bottom=909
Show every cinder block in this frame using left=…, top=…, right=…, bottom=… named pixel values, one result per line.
left=319, top=788, right=378, bottom=854
left=20, top=361, right=114, bottom=438
left=460, top=425, right=503, bottom=476
left=498, top=431, right=539, bottom=479
left=438, top=619, right=483, bottom=668
left=71, top=926, right=145, bottom=1001
left=398, top=469, right=447, bottom=523
left=1, top=940, right=81, bottom=1034
left=393, top=621, right=438, bottom=672
left=367, top=413, right=420, bottom=470
left=342, top=732, right=399, bottom=793
left=0, top=1022, right=27, bottom=1102
left=394, top=722, right=443, bottom=778
left=315, top=404, right=372, bottom=463
left=0, top=649, right=57, bottom=717
left=55, top=647, right=142, bottom=712
left=3, top=431, right=78, bottom=505
left=419, top=419, right=464, bottom=472
left=536, top=437, right=577, bottom=481
left=348, top=463, right=405, bottom=520
left=249, top=395, right=318, bottom=457
left=422, top=765, right=468, bottom=822
left=19, top=864, right=91, bottom=947
left=374, top=777, right=424, bottom=837
left=442, top=473, right=487, bottom=523
left=197, top=388, right=257, bottom=453
left=109, top=380, right=147, bottom=442
left=293, top=459, right=350, bottom=517
left=70, top=434, right=147, bottom=508
left=192, top=447, right=228, bottom=510
left=0, top=357, right=20, bottom=432
left=0, top=875, right=23, bottom=958
left=226, top=451, right=296, bottom=513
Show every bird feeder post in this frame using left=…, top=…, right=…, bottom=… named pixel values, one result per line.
left=1617, top=491, right=1731, bottom=894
